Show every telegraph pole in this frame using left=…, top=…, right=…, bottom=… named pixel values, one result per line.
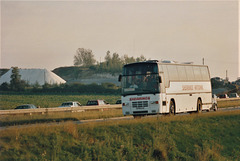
left=202, top=58, right=204, bottom=65
left=226, top=70, right=229, bottom=81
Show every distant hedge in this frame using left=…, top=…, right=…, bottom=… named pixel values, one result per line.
left=0, top=82, right=121, bottom=95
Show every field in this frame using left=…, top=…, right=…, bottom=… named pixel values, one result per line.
left=1, top=94, right=239, bottom=110
left=0, top=110, right=239, bottom=160
left=0, top=94, right=121, bottom=110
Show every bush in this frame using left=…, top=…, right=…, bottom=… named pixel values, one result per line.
left=28, top=83, right=120, bottom=94
left=0, top=82, right=10, bottom=91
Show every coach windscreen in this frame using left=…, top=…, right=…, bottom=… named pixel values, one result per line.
left=121, top=63, right=160, bottom=96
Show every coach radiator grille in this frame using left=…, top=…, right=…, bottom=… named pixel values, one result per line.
left=132, top=101, right=148, bottom=108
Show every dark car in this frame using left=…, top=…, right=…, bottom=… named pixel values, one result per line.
left=228, top=93, right=239, bottom=98
left=15, top=104, right=37, bottom=109
left=86, top=100, right=109, bottom=106
left=218, top=94, right=229, bottom=99
left=116, top=99, right=121, bottom=104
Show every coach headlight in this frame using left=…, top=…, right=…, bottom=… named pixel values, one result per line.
left=150, top=101, right=159, bottom=104
left=122, top=102, right=130, bottom=107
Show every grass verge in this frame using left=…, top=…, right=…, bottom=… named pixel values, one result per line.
left=0, top=110, right=239, bottom=160
left=217, top=98, right=240, bottom=108
left=0, top=109, right=123, bottom=127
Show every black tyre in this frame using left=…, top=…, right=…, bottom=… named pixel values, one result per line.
left=169, top=100, right=175, bottom=116
left=133, top=115, right=142, bottom=119
left=213, top=104, right=218, bottom=111
left=197, top=99, right=202, bottom=113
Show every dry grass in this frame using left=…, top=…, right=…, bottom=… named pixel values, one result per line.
left=194, top=141, right=224, bottom=161
left=0, top=98, right=239, bottom=127
left=0, top=109, right=123, bottom=126
left=217, top=98, right=240, bottom=108
left=1, top=110, right=239, bottom=135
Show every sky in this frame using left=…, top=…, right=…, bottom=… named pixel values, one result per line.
left=0, top=0, right=239, bottom=81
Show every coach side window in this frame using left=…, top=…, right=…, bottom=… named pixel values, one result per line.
left=185, top=66, right=195, bottom=81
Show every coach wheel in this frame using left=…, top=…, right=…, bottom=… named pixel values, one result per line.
left=197, top=99, right=202, bottom=113
left=169, top=100, right=175, bottom=116
left=133, top=115, right=142, bottom=119
left=213, top=104, right=218, bottom=111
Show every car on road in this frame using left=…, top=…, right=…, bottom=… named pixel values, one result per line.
left=228, top=93, right=239, bottom=98
left=15, top=104, right=37, bottom=109
left=212, top=94, right=218, bottom=99
left=211, top=94, right=218, bottom=111
left=86, top=100, right=109, bottom=106
left=116, top=99, right=121, bottom=104
left=218, top=94, right=229, bottom=99
left=58, top=101, right=81, bottom=107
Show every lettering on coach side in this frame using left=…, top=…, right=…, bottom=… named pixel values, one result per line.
left=130, top=97, right=150, bottom=101
left=194, top=85, right=203, bottom=90
left=182, top=85, right=193, bottom=91
left=182, top=85, right=204, bottom=91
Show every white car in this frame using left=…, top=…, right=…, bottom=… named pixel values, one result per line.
left=211, top=94, right=218, bottom=111
left=59, top=101, right=81, bottom=107
left=229, top=93, right=239, bottom=98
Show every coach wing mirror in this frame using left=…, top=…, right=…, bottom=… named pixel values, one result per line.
left=158, top=76, right=162, bottom=83
left=118, top=75, right=122, bottom=82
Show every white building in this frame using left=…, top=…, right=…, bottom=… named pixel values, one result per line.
left=0, top=68, right=66, bottom=85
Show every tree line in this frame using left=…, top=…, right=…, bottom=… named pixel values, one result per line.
left=1, top=81, right=121, bottom=94
left=0, top=67, right=120, bottom=94
left=73, top=48, right=147, bottom=73
left=1, top=48, right=148, bottom=93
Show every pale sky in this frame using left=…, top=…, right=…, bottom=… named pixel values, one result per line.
left=0, top=0, right=239, bottom=81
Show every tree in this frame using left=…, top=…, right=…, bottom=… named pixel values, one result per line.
left=111, top=52, right=123, bottom=72
left=96, top=51, right=149, bottom=73
left=74, top=48, right=96, bottom=67
left=136, top=55, right=147, bottom=62
left=104, top=50, right=112, bottom=67
left=123, top=55, right=135, bottom=64
left=10, top=67, right=26, bottom=91
left=0, top=82, right=10, bottom=91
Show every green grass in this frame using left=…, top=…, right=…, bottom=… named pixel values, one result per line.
left=0, top=110, right=239, bottom=161
left=0, top=94, right=120, bottom=110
